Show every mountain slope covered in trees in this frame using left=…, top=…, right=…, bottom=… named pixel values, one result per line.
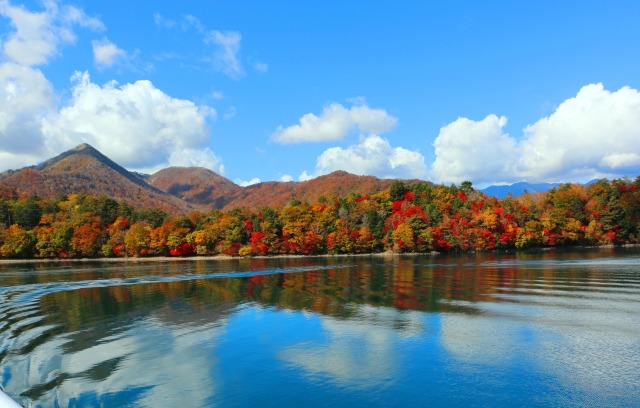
left=0, top=144, right=424, bottom=212
left=0, top=144, right=194, bottom=214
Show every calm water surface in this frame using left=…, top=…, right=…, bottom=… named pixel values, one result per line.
left=1, top=248, right=639, bottom=407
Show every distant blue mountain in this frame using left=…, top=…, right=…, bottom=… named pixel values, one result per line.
left=481, top=182, right=562, bottom=199
left=481, top=180, right=600, bottom=198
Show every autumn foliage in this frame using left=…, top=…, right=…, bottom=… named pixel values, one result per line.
left=1, top=177, right=639, bottom=259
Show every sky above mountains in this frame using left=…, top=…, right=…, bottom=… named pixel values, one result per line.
left=1, top=1, right=640, bottom=187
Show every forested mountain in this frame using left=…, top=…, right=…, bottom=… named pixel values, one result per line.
left=0, top=144, right=193, bottom=214
left=147, top=168, right=423, bottom=210
left=218, top=171, right=423, bottom=210
left=0, top=144, right=423, bottom=212
left=147, top=167, right=241, bottom=209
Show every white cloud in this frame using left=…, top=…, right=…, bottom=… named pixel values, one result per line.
left=430, top=83, right=640, bottom=185
left=235, top=177, right=261, bottom=187
left=153, top=12, right=175, bottom=29
left=40, top=71, right=220, bottom=173
left=298, top=171, right=313, bottom=181
left=279, top=174, right=293, bottom=182
left=272, top=103, right=398, bottom=144
left=254, top=61, right=268, bottom=73
left=92, top=38, right=127, bottom=69
left=304, top=134, right=427, bottom=180
left=168, top=148, right=224, bottom=175
left=153, top=13, right=203, bottom=33
left=152, top=12, right=245, bottom=79
left=222, top=106, right=236, bottom=120
left=211, top=91, right=224, bottom=100
left=0, top=63, right=54, bottom=156
left=599, top=153, right=640, bottom=169
left=0, top=0, right=103, bottom=66
left=181, top=14, right=204, bottom=33
left=205, top=30, right=243, bottom=78
left=518, top=83, right=640, bottom=181
left=430, top=114, right=518, bottom=185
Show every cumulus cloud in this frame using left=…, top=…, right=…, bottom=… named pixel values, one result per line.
left=518, top=83, right=640, bottom=181
left=38, top=71, right=219, bottom=173
left=92, top=38, right=127, bottom=69
left=235, top=177, right=261, bottom=187
left=169, top=148, right=224, bottom=175
left=430, top=114, right=518, bottom=185
left=205, top=30, right=244, bottom=78
left=302, top=134, right=427, bottom=180
left=0, top=62, right=54, bottom=156
left=0, top=0, right=103, bottom=66
left=431, top=83, right=640, bottom=185
left=279, top=174, right=293, bottom=182
left=272, top=103, right=398, bottom=144
left=0, top=3, right=221, bottom=175
left=298, top=171, right=313, bottom=182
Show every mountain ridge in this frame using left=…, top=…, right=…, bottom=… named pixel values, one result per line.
left=0, top=144, right=426, bottom=213
left=0, top=144, right=194, bottom=214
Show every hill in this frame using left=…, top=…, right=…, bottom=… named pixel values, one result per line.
left=147, top=168, right=423, bottom=210
left=222, top=171, right=419, bottom=209
left=146, top=167, right=242, bottom=208
left=1, top=144, right=426, bottom=213
left=0, top=144, right=194, bottom=214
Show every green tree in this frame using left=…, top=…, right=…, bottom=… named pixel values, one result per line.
left=12, top=197, right=42, bottom=229
left=390, top=181, right=407, bottom=202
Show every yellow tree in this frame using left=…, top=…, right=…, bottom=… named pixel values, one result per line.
left=124, top=222, right=152, bottom=257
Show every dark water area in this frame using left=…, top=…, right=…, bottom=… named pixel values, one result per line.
left=1, top=248, right=639, bottom=407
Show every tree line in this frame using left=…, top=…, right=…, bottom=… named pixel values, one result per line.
left=0, top=177, right=639, bottom=259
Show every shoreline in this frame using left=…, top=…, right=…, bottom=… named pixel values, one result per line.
left=0, top=251, right=437, bottom=265
left=0, top=244, right=637, bottom=266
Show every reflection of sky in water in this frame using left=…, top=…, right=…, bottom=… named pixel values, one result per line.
left=1, top=250, right=640, bottom=407
left=4, top=306, right=226, bottom=407
left=279, top=305, right=425, bottom=387
left=439, top=289, right=640, bottom=406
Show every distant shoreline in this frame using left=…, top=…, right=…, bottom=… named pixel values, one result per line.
left=0, top=245, right=637, bottom=266
left=0, top=251, right=436, bottom=265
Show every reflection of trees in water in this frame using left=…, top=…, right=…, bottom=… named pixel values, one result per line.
left=31, top=251, right=626, bottom=335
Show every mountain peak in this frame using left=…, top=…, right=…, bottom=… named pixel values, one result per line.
left=73, top=143, right=98, bottom=152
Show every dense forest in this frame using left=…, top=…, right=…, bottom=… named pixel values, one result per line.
left=0, top=177, right=639, bottom=259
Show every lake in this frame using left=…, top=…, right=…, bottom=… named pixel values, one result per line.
left=1, top=248, right=639, bottom=407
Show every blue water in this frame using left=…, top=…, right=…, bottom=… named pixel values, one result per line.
left=0, top=248, right=639, bottom=407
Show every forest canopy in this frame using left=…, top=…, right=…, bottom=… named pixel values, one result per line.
left=1, top=177, right=639, bottom=259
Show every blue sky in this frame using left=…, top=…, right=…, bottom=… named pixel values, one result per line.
left=1, top=1, right=640, bottom=187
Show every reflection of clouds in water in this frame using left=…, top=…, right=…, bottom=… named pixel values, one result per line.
left=440, top=302, right=535, bottom=365
left=440, top=312, right=516, bottom=365
left=279, top=305, right=424, bottom=387
left=8, top=317, right=226, bottom=407
left=440, top=297, right=640, bottom=405
left=532, top=312, right=640, bottom=404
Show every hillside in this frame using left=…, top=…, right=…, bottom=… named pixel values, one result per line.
left=1, top=144, right=425, bottom=213
left=0, top=144, right=194, bottom=214
left=147, top=168, right=423, bottom=210
left=147, top=167, right=242, bottom=208
left=222, top=171, right=420, bottom=209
